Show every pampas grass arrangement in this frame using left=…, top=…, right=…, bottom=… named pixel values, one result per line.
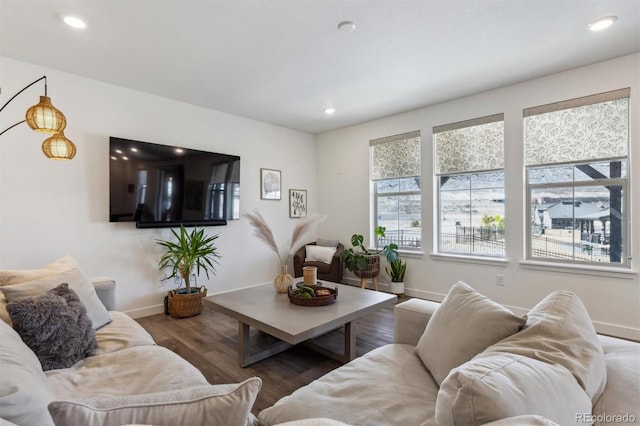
left=245, top=209, right=326, bottom=266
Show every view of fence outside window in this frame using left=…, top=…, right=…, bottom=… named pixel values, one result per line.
left=524, top=89, right=630, bottom=267
left=434, top=114, right=505, bottom=257
left=370, top=131, right=421, bottom=249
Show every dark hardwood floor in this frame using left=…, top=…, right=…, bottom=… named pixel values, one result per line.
left=136, top=296, right=401, bottom=415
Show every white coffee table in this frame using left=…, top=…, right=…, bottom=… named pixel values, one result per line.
left=203, top=282, right=397, bottom=367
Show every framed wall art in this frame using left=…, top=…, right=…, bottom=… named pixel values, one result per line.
left=260, top=168, right=281, bottom=200
left=289, top=189, right=307, bottom=218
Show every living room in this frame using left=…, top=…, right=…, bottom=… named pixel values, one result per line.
left=0, top=1, right=639, bottom=425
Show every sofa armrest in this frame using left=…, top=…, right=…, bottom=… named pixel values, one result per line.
left=90, top=277, right=116, bottom=311
left=394, top=298, right=440, bottom=346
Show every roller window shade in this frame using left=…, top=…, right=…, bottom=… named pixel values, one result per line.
left=433, top=114, right=504, bottom=175
left=524, top=88, right=630, bottom=166
left=370, top=131, right=421, bottom=181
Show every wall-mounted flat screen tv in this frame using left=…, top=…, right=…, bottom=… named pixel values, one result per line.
left=109, top=137, right=240, bottom=228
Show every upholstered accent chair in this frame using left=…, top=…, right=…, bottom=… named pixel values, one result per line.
left=293, top=242, right=344, bottom=284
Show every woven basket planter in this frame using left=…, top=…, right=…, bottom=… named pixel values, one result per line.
left=353, top=254, right=380, bottom=279
left=168, top=286, right=207, bottom=318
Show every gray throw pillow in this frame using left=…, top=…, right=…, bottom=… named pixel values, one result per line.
left=7, top=283, right=97, bottom=371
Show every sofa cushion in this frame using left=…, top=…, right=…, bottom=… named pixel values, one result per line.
left=592, top=335, right=640, bottom=426
left=48, top=377, right=261, bottom=426
left=415, top=281, right=525, bottom=385
left=436, top=353, right=592, bottom=426
left=0, top=319, right=54, bottom=426
left=0, top=256, right=111, bottom=329
left=484, top=290, right=606, bottom=403
left=258, top=344, right=438, bottom=426
left=46, top=345, right=211, bottom=399
left=480, top=415, right=560, bottom=426
left=305, top=245, right=336, bottom=264
left=7, top=283, right=96, bottom=371
left=91, top=311, right=157, bottom=356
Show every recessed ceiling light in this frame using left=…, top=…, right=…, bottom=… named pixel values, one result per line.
left=337, top=21, right=356, bottom=32
left=324, top=108, right=336, bottom=115
left=175, top=148, right=184, bottom=154
left=588, top=16, right=617, bottom=31
left=114, top=149, right=122, bottom=154
left=60, top=14, right=87, bottom=29
left=130, top=147, right=138, bottom=152
left=110, top=156, right=117, bottom=160
left=122, top=156, right=129, bottom=160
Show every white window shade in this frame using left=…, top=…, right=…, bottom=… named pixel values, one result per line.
left=434, top=114, right=504, bottom=175
left=370, top=131, right=421, bottom=181
left=524, top=88, right=629, bottom=166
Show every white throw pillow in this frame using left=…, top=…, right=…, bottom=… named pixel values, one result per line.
left=305, top=245, right=337, bottom=264
left=483, top=290, right=607, bottom=403
left=47, top=378, right=262, bottom=426
left=0, top=320, right=55, bottom=426
left=436, top=353, right=592, bottom=426
left=415, top=281, right=526, bottom=385
left=0, top=256, right=111, bottom=329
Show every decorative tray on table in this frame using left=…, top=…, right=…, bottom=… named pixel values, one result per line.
left=287, top=283, right=338, bottom=307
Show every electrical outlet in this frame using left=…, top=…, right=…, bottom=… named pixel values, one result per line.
left=496, top=274, right=505, bottom=286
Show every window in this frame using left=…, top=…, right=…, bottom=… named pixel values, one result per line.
left=524, top=88, right=630, bottom=267
left=434, top=114, right=505, bottom=257
left=370, top=131, right=421, bottom=249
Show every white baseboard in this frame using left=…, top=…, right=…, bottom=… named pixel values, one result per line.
left=125, top=304, right=164, bottom=319
left=343, top=277, right=639, bottom=341
left=126, top=279, right=639, bottom=341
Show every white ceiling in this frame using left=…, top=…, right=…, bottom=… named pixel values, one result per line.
left=1, top=0, right=639, bottom=134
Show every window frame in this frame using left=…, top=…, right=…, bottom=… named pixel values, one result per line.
left=436, top=170, right=506, bottom=258
left=525, top=161, right=629, bottom=268
left=373, top=177, right=422, bottom=251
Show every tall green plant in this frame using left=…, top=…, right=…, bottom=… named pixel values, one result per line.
left=386, top=257, right=407, bottom=282
left=156, top=225, right=221, bottom=293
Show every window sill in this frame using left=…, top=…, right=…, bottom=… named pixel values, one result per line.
left=365, top=248, right=424, bottom=258
left=519, top=260, right=637, bottom=279
left=430, top=253, right=508, bottom=267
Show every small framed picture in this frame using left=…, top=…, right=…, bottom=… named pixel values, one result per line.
left=260, top=168, right=281, bottom=200
left=289, top=189, right=307, bottom=218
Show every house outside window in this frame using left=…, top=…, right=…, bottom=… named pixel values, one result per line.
left=434, top=114, right=505, bottom=257
left=524, top=88, right=630, bottom=267
left=370, top=131, right=421, bottom=250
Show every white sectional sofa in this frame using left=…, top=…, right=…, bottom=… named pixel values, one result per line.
left=0, top=256, right=261, bottom=426
left=259, top=282, right=640, bottom=426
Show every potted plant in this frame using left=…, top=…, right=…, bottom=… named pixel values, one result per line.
left=156, top=225, right=221, bottom=318
left=341, top=226, right=398, bottom=290
left=385, top=255, right=406, bottom=296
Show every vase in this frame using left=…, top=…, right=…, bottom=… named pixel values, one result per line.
left=274, top=264, right=293, bottom=293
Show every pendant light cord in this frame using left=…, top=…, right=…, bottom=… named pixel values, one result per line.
left=0, top=76, right=47, bottom=136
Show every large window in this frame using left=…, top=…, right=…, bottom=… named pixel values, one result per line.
left=370, top=131, right=421, bottom=249
left=434, top=114, right=505, bottom=257
left=524, top=88, right=630, bottom=267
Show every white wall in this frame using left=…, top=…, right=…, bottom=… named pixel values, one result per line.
left=316, top=54, right=640, bottom=340
left=0, top=57, right=317, bottom=317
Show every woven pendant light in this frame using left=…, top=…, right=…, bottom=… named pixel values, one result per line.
left=41, top=131, right=76, bottom=160
left=25, top=96, right=67, bottom=134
